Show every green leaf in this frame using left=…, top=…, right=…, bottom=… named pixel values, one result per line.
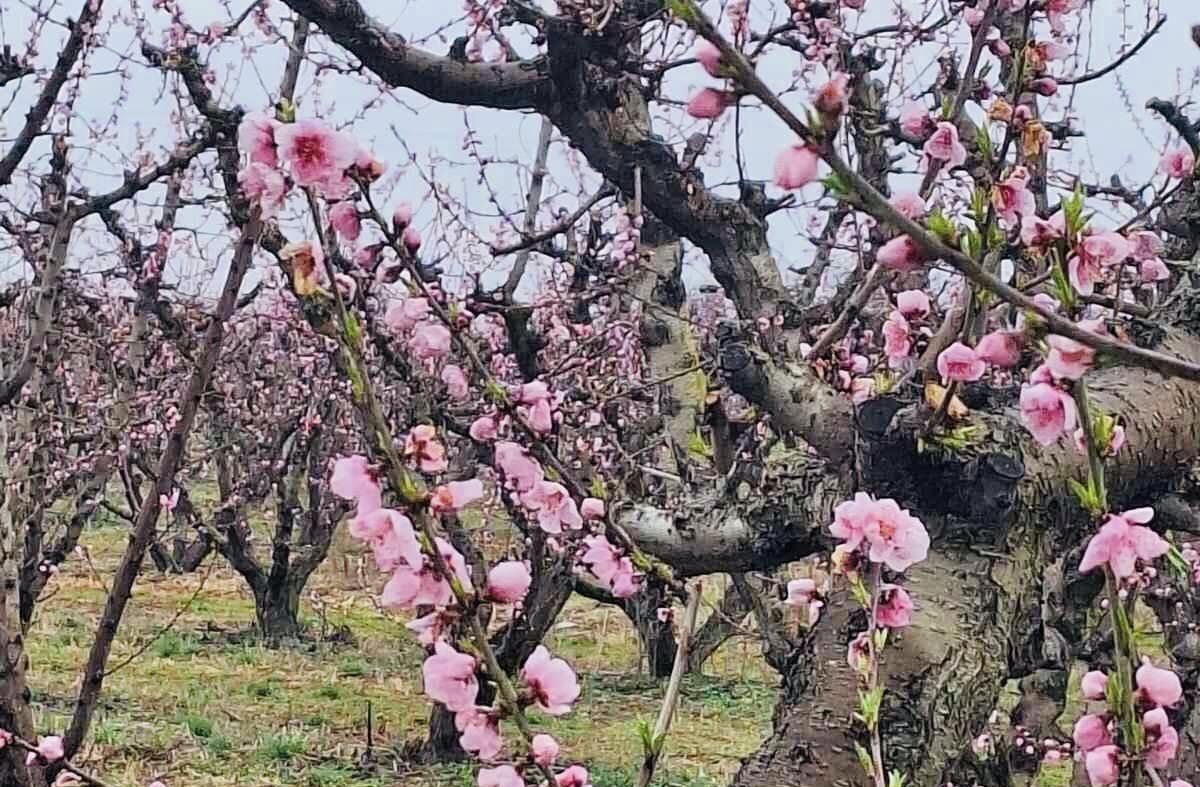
left=821, top=171, right=852, bottom=201
left=1049, top=258, right=1077, bottom=311
left=855, top=744, right=874, bottom=777
left=589, top=476, right=607, bottom=500
left=887, top=770, right=909, bottom=787
left=926, top=209, right=957, bottom=245
left=961, top=228, right=982, bottom=261
left=687, top=430, right=713, bottom=458
left=666, top=0, right=700, bottom=24
left=974, top=126, right=994, bottom=161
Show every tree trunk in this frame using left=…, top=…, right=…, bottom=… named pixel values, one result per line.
left=254, top=581, right=303, bottom=643
left=622, top=581, right=677, bottom=679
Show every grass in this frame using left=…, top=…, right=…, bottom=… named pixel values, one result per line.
left=24, top=526, right=774, bottom=786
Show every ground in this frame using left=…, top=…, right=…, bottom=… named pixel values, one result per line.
left=26, top=524, right=774, bottom=787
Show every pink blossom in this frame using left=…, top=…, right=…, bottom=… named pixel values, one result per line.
left=785, top=578, right=824, bottom=625
left=393, top=202, right=414, bottom=229
left=456, top=708, right=502, bottom=760
left=850, top=377, right=875, bottom=404
left=237, top=163, right=286, bottom=218
left=478, top=765, right=523, bottom=787
left=384, top=297, right=430, bottom=332
left=1132, top=229, right=1167, bottom=260
left=34, top=736, right=63, bottom=763
left=237, top=112, right=278, bottom=167
left=875, top=584, right=914, bottom=628
left=441, top=364, right=470, bottom=400
left=555, top=766, right=591, bottom=787
left=1171, top=781, right=1194, bottom=787
left=486, top=561, right=532, bottom=604
left=814, top=72, right=849, bottom=116
left=687, top=88, right=729, bottom=119
left=694, top=40, right=722, bottom=77
left=830, top=492, right=876, bottom=550
left=1030, top=76, right=1058, bottom=97
left=898, top=101, right=933, bottom=139
left=275, top=118, right=357, bottom=191
left=353, top=148, right=386, bottom=181
left=937, top=341, right=986, bottom=383
left=991, top=167, right=1036, bottom=225
left=353, top=509, right=420, bottom=568
left=963, top=7, right=985, bottom=27
left=430, top=480, right=485, bottom=513
left=1081, top=670, right=1108, bottom=701
left=1084, top=745, right=1119, bottom=786
left=1136, top=660, right=1182, bottom=707
left=580, top=535, right=639, bottom=597
left=1021, top=214, right=1065, bottom=249
left=329, top=201, right=361, bottom=241
left=1143, top=707, right=1179, bottom=768
left=877, top=235, right=925, bottom=272
left=159, top=489, right=179, bottom=513
left=1032, top=293, right=1060, bottom=313
left=494, top=442, right=544, bottom=493
left=470, top=416, right=498, bottom=442
left=923, top=121, right=968, bottom=168
left=521, top=646, right=580, bottom=715
left=1160, top=147, right=1196, bottom=179
left=521, top=398, right=554, bottom=434
left=896, top=290, right=930, bottom=319
left=863, top=498, right=930, bottom=572
left=1080, top=509, right=1169, bottom=579
left=1140, top=257, right=1170, bottom=282
left=523, top=481, right=583, bottom=534
left=407, top=612, right=447, bottom=647
left=580, top=498, right=605, bottom=520
left=404, top=424, right=448, bottom=474
left=1046, top=320, right=1103, bottom=380
left=1070, top=233, right=1131, bottom=295
left=1019, top=383, right=1077, bottom=445
left=882, top=311, right=912, bottom=367
left=773, top=145, right=820, bottom=190
left=410, top=324, right=452, bottom=361
left=1073, top=714, right=1112, bottom=752
left=609, top=558, right=641, bottom=598
left=402, top=225, right=423, bottom=254
left=330, top=455, right=381, bottom=514
left=890, top=190, right=926, bottom=219
left=1047, top=0, right=1084, bottom=33
left=532, top=734, right=559, bottom=768
left=976, top=330, right=1023, bottom=368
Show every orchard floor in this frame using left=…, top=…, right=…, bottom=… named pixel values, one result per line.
left=26, top=526, right=775, bottom=787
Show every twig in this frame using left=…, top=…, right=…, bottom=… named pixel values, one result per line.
left=1059, top=16, right=1166, bottom=86
left=503, top=117, right=555, bottom=298
left=9, top=736, right=114, bottom=787
left=635, top=584, right=702, bottom=787
left=491, top=183, right=615, bottom=257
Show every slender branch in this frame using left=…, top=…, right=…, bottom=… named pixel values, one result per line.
left=504, top=117, right=555, bottom=298
left=0, top=0, right=104, bottom=185
left=1058, top=16, right=1166, bottom=86
left=635, top=584, right=701, bottom=787
left=493, top=185, right=615, bottom=258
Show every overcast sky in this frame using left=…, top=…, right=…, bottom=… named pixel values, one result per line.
left=0, top=0, right=1194, bottom=301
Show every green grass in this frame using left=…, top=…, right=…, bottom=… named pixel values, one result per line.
left=22, top=522, right=774, bottom=786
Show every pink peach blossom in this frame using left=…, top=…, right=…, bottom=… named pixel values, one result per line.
left=687, top=88, right=729, bottom=119
left=329, top=201, right=361, bottom=241
left=875, top=584, right=914, bottom=628
left=423, top=641, right=480, bottom=712
left=404, top=424, right=449, bottom=474
left=847, top=631, right=871, bottom=672
left=470, top=416, right=498, bottom=442
left=532, top=734, right=559, bottom=767
left=1072, top=713, right=1112, bottom=752
left=1021, top=214, right=1064, bottom=249
left=486, top=561, right=531, bottom=604
left=923, top=121, right=967, bottom=168
left=1160, top=147, right=1196, bottom=179
left=580, top=498, right=605, bottom=520
left=237, top=163, right=286, bottom=218
left=877, top=235, right=925, bottom=272
left=457, top=708, right=502, bottom=760
left=494, top=442, right=544, bottom=493
left=555, top=766, right=591, bottom=787
left=1136, top=660, right=1182, bottom=707
left=830, top=492, right=876, bottom=550
left=890, top=190, right=926, bottom=219
left=521, top=646, right=580, bottom=715
left=1046, top=320, right=1103, bottom=380
left=523, top=481, right=583, bottom=534
left=976, top=330, right=1023, bottom=368
left=991, top=167, right=1036, bottom=225
left=773, top=145, right=820, bottom=190
left=896, top=290, right=930, bottom=319
left=814, top=72, right=849, bottom=116
left=478, top=765, right=523, bottom=787
left=1084, top=745, right=1119, bottom=786
left=694, top=40, right=722, bottom=77
left=393, top=202, right=414, bottom=229
left=882, top=311, right=912, bottom=367
left=330, top=455, right=381, bottom=514
left=1143, top=707, right=1178, bottom=768
left=863, top=498, right=930, bottom=572
left=441, top=364, right=470, bottom=400
left=937, top=341, right=986, bottom=383
left=1081, top=670, right=1108, bottom=701
left=275, top=118, right=357, bottom=191
left=898, top=101, right=933, bottom=139
left=384, top=297, right=430, bottom=333
left=1079, top=509, right=1169, bottom=579
left=237, top=112, right=278, bottom=167
left=430, top=480, right=485, bottom=514
left=1019, top=383, right=1077, bottom=445
left=410, top=324, right=452, bottom=361
left=402, top=224, right=422, bottom=254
